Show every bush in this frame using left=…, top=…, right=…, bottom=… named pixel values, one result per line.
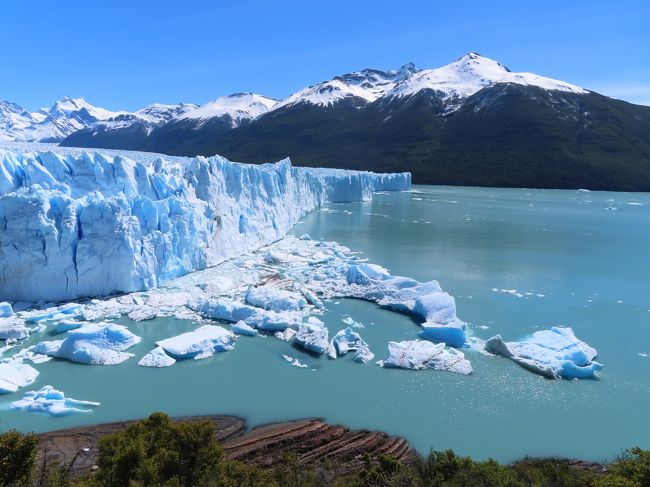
left=0, top=430, right=38, bottom=487
left=91, top=412, right=223, bottom=487
left=1, top=416, right=649, bottom=487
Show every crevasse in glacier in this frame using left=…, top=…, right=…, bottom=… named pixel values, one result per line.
left=0, top=147, right=410, bottom=302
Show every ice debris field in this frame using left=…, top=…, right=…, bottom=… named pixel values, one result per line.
left=0, top=146, right=602, bottom=418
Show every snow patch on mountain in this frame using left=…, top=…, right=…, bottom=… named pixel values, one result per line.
left=271, top=64, right=418, bottom=110
left=387, top=53, right=587, bottom=111
left=0, top=97, right=124, bottom=142
left=179, top=93, right=277, bottom=127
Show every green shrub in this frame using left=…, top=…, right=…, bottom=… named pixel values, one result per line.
left=0, top=430, right=38, bottom=487
left=92, top=412, right=223, bottom=487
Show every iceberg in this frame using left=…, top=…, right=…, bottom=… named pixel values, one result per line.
left=329, top=327, right=374, bottom=363
left=52, top=320, right=83, bottom=333
left=11, top=385, right=100, bottom=416
left=138, top=346, right=176, bottom=367
left=0, top=321, right=30, bottom=340
left=0, top=147, right=410, bottom=303
left=127, top=306, right=158, bottom=322
left=156, top=325, right=236, bottom=359
left=191, top=296, right=301, bottom=332
left=485, top=327, right=602, bottom=380
left=31, top=322, right=141, bottom=365
left=377, top=340, right=472, bottom=375
left=275, top=328, right=297, bottom=341
left=0, top=362, right=39, bottom=393
left=23, top=303, right=81, bottom=323
left=294, top=318, right=329, bottom=354
left=282, top=354, right=309, bottom=368
left=0, top=302, right=13, bottom=317
left=231, top=321, right=258, bottom=337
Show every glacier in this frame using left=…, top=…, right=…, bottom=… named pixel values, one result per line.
left=0, top=146, right=410, bottom=302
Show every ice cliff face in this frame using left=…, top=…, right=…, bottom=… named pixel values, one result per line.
left=0, top=147, right=410, bottom=302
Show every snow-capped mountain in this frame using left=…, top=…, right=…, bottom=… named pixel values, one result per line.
left=386, top=52, right=586, bottom=111
left=270, top=63, right=419, bottom=110
left=3, top=53, right=590, bottom=143
left=179, top=93, right=277, bottom=127
left=97, top=103, right=199, bottom=132
left=8, top=52, right=650, bottom=190
left=0, top=97, right=124, bottom=142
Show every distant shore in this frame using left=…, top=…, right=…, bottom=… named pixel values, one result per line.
left=37, top=415, right=415, bottom=477
left=37, top=415, right=604, bottom=478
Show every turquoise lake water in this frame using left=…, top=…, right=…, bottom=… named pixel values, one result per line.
left=1, top=185, right=649, bottom=462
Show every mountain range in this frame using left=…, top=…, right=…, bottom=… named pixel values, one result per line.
left=3, top=53, right=650, bottom=190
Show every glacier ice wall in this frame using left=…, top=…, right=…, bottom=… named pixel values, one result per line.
left=0, top=147, right=410, bottom=301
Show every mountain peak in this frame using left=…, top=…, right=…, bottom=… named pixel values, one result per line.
left=388, top=52, right=584, bottom=105
left=178, top=93, right=277, bottom=126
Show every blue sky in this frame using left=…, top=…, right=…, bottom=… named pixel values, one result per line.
left=1, top=0, right=648, bottom=111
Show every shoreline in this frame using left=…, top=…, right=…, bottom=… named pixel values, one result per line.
left=36, top=415, right=603, bottom=478
left=37, top=415, right=415, bottom=477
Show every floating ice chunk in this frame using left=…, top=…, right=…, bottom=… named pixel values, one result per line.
left=419, top=320, right=467, bottom=348
left=342, top=316, right=364, bottom=328
left=485, top=327, right=602, bottom=380
left=191, top=296, right=297, bottom=332
left=412, top=293, right=467, bottom=347
left=11, top=385, right=100, bottom=416
left=294, top=319, right=329, bottom=354
left=0, top=321, right=30, bottom=340
left=31, top=323, right=141, bottom=365
left=156, top=325, right=236, bottom=360
left=245, top=286, right=306, bottom=312
left=191, top=297, right=261, bottom=324
left=275, top=328, right=297, bottom=341
left=298, top=287, right=324, bottom=309
left=24, top=303, right=82, bottom=323
left=0, top=302, right=13, bottom=317
left=138, top=346, right=176, bottom=367
left=377, top=340, right=472, bottom=375
left=329, top=327, right=374, bottom=363
left=282, top=354, right=309, bottom=368
left=354, top=345, right=375, bottom=363
left=413, top=292, right=456, bottom=324
left=128, top=306, right=158, bottom=322
left=0, top=362, right=39, bottom=393
left=52, top=320, right=83, bottom=333
left=231, top=321, right=258, bottom=337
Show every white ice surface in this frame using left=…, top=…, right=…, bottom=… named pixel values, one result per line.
left=485, top=327, right=602, bottom=379
left=378, top=340, right=472, bottom=375
left=11, top=385, right=100, bottom=416
left=0, top=146, right=409, bottom=302
left=138, top=346, right=176, bottom=367
left=156, top=325, right=236, bottom=360
left=0, top=362, right=39, bottom=393
left=31, top=323, right=140, bottom=365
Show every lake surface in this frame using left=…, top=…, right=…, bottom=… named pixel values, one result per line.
left=2, top=185, right=649, bottom=462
